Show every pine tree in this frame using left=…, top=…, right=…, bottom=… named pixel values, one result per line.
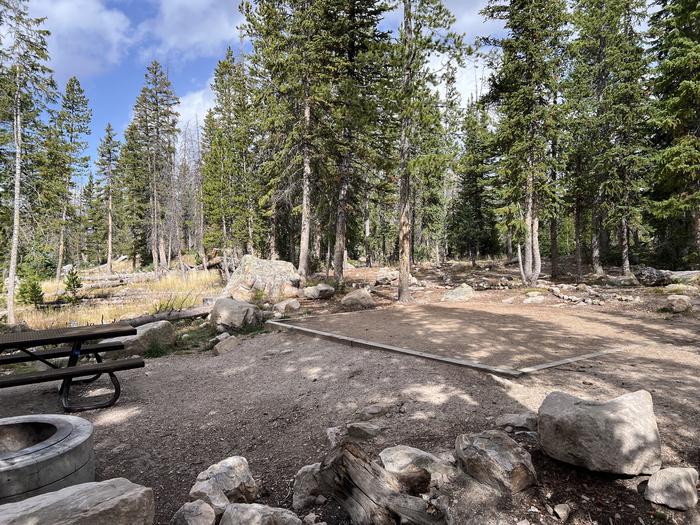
left=483, top=0, right=567, bottom=286
left=1, top=0, right=55, bottom=323
left=96, top=123, right=120, bottom=273
left=55, top=76, right=91, bottom=276
left=650, top=0, right=700, bottom=266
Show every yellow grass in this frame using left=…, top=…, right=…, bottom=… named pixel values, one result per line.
left=22, top=270, right=223, bottom=329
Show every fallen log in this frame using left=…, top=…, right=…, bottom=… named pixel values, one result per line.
left=126, top=305, right=212, bottom=327
left=319, top=442, right=444, bottom=525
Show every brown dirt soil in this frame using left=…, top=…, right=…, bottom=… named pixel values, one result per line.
left=1, top=324, right=699, bottom=524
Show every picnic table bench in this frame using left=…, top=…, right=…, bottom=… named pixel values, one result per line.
left=0, top=323, right=143, bottom=412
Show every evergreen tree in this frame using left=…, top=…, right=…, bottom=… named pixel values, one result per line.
left=483, top=0, right=567, bottom=286
left=55, top=76, right=91, bottom=277
left=0, top=0, right=55, bottom=323
left=650, top=0, right=700, bottom=266
left=96, top=123, right=120, bottom=273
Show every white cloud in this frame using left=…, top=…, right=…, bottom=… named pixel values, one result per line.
left=177, top=79, right=214, bottom=130
left=31, top=0, right=132, bottom=79
left=138, top=0, right=243, bottom=61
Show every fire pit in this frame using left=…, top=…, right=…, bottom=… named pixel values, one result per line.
left=0, top=415, right=94, bottom=504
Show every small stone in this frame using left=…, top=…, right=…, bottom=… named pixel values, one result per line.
left=454, top=430, right=537, bottom=494
left=553, top=503, right=571, bottom=522
left=666, top=294, right=692, bottom=313
left=644, top=467, right=699, bottom=510
left=170, top=500, right=216, bottom=525
left=325, top=426, right=345, bottom=448
left=189, top=457, right=257, bottom=515
left=219, top=503, right=301, bottom=525
left=502, top=297, right=516, bottom=304
left=347, top=422, right=382, bottom=440
left=441, top=283, right=476, bottom=302
left=340, top=288, right=374, bottom=308
left=523, top=295, right=545, bottom=304
left=379, top=445, right=459, bottom=488
left=274, top=298, right=301, bottom=314
left=495, top=412, right=537, bottom=432
left=354, top=402, right=394, bottom=421
left=292, top=463, right=322, bottom=512
left=303, top=284, right=335, bottom=300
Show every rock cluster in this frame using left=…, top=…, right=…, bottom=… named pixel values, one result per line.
left=223, top=255, right=300, bottom=302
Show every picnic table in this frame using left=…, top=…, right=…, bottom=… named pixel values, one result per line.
left=0, top=323, right=144, bottom=412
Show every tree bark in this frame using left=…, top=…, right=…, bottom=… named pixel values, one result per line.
left=397, top=0, right=415, bottom=303
left=364, top=199, right=372, bottom=267
left=575, top=196, right=582, bottom=279
left=620, top=216, right=631, bottom=275
left=269, top=201, right=279, bottom=260
left=694, top=208, right=700, bottom=257
left=333, top=163, right=350, bottom=288
left=591, top=202, right=604, bottom=275
left=7, top=78, right=22, bottom=324
left=106, top=170, right=113, bottom=274
left=298, top=97, right=312, bottom=282
left=55, top=205, right=67, bottom=281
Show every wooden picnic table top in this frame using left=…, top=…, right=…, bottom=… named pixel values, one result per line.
left=0, top=323, right=137, bottom=352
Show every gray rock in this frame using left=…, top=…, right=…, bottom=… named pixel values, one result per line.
left=607, top=274, right=640, bottom=287
left=224, top=255, right=300, bottom=302
left=375, top=268, right=399, bottom=286
left=538, top=390, right=661, bottom=475
left=303, top=284, right=335, bottom=300
left=104, top=320, right=175, bottom=359
left=274, top=298, right=301, bottom=314
left=220, top=503, right=301, bottom=525
left=170, top=500, right=216, bottom=525
left=441, top=283, right=476, bottom=302
left=667, top=294, right=692, bottom=313
left=454, top=430, right=537, bottom=494
left=189, top=457, right=257, bottom=515
left=326, top=426, right=345, bottom=448
left=664, top=283, right=699, bottom=295
left=340, top=288, right=374, bottom=308
left=525, top=291, right=542, bottom=298
left=553, top=503, right=571, bottom=522
left=0, top=478, right=154, bottom=525
left=644, top=467, right=699, bottom=510
left=354, top=402, right=394, bottom=421
left=523, top=295, right=545, bottom=304
left=495, top=412, right=538, bottom=432
left=292, top=463, right=322, bottom=511
left=209, top=298, right=261, bottom=332
left=379, top=445, right=459, bottom=488
left=634, top=266, right=673, bottom=287
left=347, top=422, right=382, bottom=440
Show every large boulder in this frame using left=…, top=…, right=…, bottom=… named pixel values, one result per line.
left=170, top=500, right=216, bottom=525
left=0, top=478, right=154, bottom=525
left=538, top=390, right=661, bottom=475
left=292, top=463, right=322, bottom=511
left=441, top=284, right=475, bottom=302
left=634, top=266, right=673, bottom=287
left=105, top=320, right=175, bottom=359
left=379, top=445, right=459, bottom=488
left=644, top=467, right=699, bottom=510
left=454, top=430, right=537, bottom=494
left=666, top=294, right=692, bottom=313
left=340, top=288, right=374, bottom=308
left=189, top=457, right=258, bottom=516
left=224, top=255, right=300, bottom=302
left=375, top=268, right=399, bottom=286
left=209, top=299, right=261, bottom=333
left=303, top=284, right=335, bottom=300
left=607, top=274, right=640, bottom=287
left=274, top=298, right=300, bottom=315
left=219, top=503, right=301, bottom=525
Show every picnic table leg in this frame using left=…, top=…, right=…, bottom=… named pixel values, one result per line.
left=59, top=341, right=122, bottom=412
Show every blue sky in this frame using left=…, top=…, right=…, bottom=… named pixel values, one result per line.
left=30, top=0, right=502, bottom=163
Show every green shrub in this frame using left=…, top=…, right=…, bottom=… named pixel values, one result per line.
left=64, top=268, right=82, bottom=304
left=18, top=276, right=44, bottom=307
left=144, top=340, right=169, bottom=358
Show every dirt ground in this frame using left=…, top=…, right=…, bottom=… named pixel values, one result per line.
left=1, top=326, right=699, bottom=524
left=1, top=261, right=699, bottom=524
left=285, top=301, right=700, bottom=371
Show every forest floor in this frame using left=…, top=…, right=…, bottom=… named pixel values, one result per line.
left=1, top=259, right=699, bottom=524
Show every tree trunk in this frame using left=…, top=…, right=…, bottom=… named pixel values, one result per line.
left=620, top=216, right=631, bottom=275
left=505, top=227, right=513, bottom=259
left=550, top=217, right=558, bottom=279
left=269, top=201, right=279, bottom=260
left=364, top=199, right=372, bottom=268
left=106, top=173, right=113, bottom=274
left=55, top=205, right=67, bottom=281
left=591, top=196, right=605, bottom=275
left=575, top=197, right=582, bottom=279
left=7, top=83, right=22, bottom=324
left=694, top=208, right=700, bottom=257
left=298, top=97, right=312, bottom=282
left=333, top=164, right=350, bottom=287
left=221, top=217, right=231, bottom=281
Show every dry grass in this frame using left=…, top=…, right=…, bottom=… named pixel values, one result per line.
left=22, top=270, right=223, bottom=329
